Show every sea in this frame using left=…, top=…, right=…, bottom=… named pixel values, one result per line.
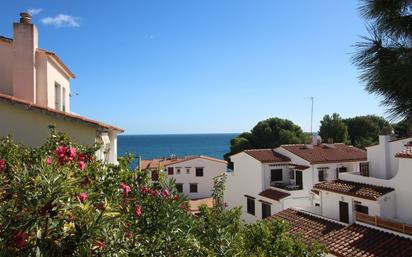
left=118, top=133, right=239, bottom=163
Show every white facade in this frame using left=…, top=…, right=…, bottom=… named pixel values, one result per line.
left=0, top=13, right=123, bottom=163
left=224, top=145, right=366, bottom=223
left=147, top=156, right=227, bottom=200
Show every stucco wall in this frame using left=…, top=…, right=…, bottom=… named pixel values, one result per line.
left=46, top=58, right=71, bottom=112
left=0, top=101, right=96, bottom=147
left=166, top=158, right=226, bottom=200
left=0, top=42, right=13, bottom=95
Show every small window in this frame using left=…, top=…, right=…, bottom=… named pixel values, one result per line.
left=151, top=170, right=159, bottom=181
left=176, top=168, right=181, bottom=174
left=196, top=167, right=204, bottom=177
left=289, top=170, right=295, bottom=180
left=167, top=167, right=174, bottom=175
left=62, top=87, right=66, bottom=112
left=190, top=183, right=198, bottom=193
left=54, top=82, right=61, bottom=110
left=315, top=203, right=320, bottom=207
left=360, top=162, right=369, bottom=177
left=270, top=169, right=283, bottom=182
left=186, top=168, right=191, bottom=174
left=355, top=202, right=369, bottom=214
left=318, top=169, right=326, bottom=181
left=246, top=198, right=255, bottom=215
left=176, top=183, right=183, bottom=193
left=261, top=202, right=271, bottom=219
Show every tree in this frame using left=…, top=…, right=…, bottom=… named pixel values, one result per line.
left=318, top=113, right=348, bottom=143
left=224, top=118, right=307, bottom=165
left=353, top=0, right=412, bottom=121
left=344, top=115, right=392, bottom=148
left=393, top=119, right=412, bottom=138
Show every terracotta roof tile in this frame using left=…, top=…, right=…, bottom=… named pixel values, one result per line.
left=314, top=180, right=394, bottom=200
left=140, top=156, right=226, bottom=170
left=395, top=148, right=412, bottom=159
left=281, top=144, right=366, bottom=164
left=0, top=93, right=124, bottom=132
left=243, top=149, right=291, bottom=163
left=272, top=209, right=412, bottom=257
left=259, top=188, right=290, bottom=201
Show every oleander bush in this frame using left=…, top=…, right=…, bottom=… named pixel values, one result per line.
left=0, top=128, right=324, bottom=256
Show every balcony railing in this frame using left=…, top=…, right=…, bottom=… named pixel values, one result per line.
left=270, top=182, right=302, bottom=191
left=355, top=212, right=412, bottom=236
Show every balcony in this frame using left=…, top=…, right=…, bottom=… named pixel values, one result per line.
left=270, top=181, right=301, bottom=191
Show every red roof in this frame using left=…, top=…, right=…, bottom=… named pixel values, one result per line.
left=281, top=143, right=366, bottom=164
left=0, top=93, right=124, bottom=132
left=272, top=209, right=412, bottom=257
left=259, top=189, right=290, bottom=201
left=140, top=156, right=227, bottom=170
left=243, top=149, right=290, bottom=163
left=313, top=180, right=394, bottom=200
left=395, top=148, right=412, bottom=159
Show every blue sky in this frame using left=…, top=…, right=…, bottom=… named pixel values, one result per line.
left=1, top=0, right=386, bottom=134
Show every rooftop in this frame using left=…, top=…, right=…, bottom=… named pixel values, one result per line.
left=259, top=188, right=290, bottom=201
left=0, top=93, right=123, bottom=132
left=243, top=149, right=291, bottom=163
left=140, top=155, right=227, bottom=170
left=281, top=143, right=366, bottom=164
left=272, top=208, right=412, bottom=257
left=313, top=179, right=394, bottom=200
left=395, top=148, right=412, bottom=159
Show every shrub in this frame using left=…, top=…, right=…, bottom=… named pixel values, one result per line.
left=0, top=129, right=324, bottom=256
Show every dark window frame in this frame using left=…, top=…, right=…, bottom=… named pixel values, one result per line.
left=195, top=167, right=204, bottom=177
left=246, top=197, right=255, bottom=215
left=176, top=183, right=183, bottom=193
left=189, top=183, right=198, bottom=193
left=270, top=169, right=283, bottom=182
left=261, top=202, right=271, bottom=219
left=167, top=167, right=174, bottom=175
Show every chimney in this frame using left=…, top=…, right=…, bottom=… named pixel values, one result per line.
left=12, top=12, right=38, bottom=102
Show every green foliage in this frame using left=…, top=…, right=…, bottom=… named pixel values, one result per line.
left=0, top=129, right=324, bottom=256
left=319, top=113, right=349, bottom=143
left=344, top=115, right=392, bottom=148
left=224, top=118, right=307, bottom=166
left=353, top=0, right=412, bottom=121
left=393, top=119, right=412, bottom=138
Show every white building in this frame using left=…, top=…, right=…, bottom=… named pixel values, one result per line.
left=224, top=143, right=367, bottom=223
left=140, top=156, right=227, bottom=199
left=0, top=13, right=123, bottom=163
left=314, top=135, right=412, bottom=225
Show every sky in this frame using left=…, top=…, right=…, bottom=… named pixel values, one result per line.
left=1, top=0, right=387, bottom=134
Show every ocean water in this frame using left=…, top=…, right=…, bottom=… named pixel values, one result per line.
left=118, top=133, right=238, bottom=161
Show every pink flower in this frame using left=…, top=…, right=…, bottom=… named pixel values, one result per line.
left=0, top=159, right=5, bottom=171
left=78, top=153, right=86, bottom=162
left=120, top=183, right=131, bottom=197
left=127, top=231, right=133, bottom=240
left=68, top=147, right=76, bottom=158
left=162, top=189, right=170, bottom=198
left=14, top=231, right=28, bottom=248
left=134, top=205, right=142, bottom=217
left=94, top=240, right=105, bottom=250
left=79, top=192, right=88, bottom=202
left=46, top=157, right=53, bottom=165
left=55, top=146, right=66, bottom=158
left=78, top=161, right=86, bottom=171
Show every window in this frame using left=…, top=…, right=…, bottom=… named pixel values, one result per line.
left=318, top=169, right=326, bottom=181
left=190, top=183, right=198, bottom=193
left=354, top=201, right=369, bottom=214
left=246, top=197, right=255, bottom=215
left=176, top=183, right=183, bottom=193
left=261, top=202, right=271, bottom=219
left=270, top=169, right=283, bottom=182
left=54, top=82, right=61, bottom=110
left=167, top=167, right=174, bottom=175
left=338, top=167, right=347, bottom=173
left=360, top=162, right=369, bottom=177
left=62, top=87, right=66, bottom=112
left=289, top=170, right=295, bottom=180
left=151, top=170, right=159, bottom=181
left=176, top=168, right=181, bottom=174
left=315, top=203, right=320, bottom=207
left=196, top=167, right=204, bottom=177
left=186, top=167, right=191, bottom=174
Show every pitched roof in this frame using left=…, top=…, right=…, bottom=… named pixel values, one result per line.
left=313, top=180, right=394, bottom=200
left=188, top=197, right=214, bottom=214
left=0, top=36, right=12, bottom=44
left=140, top=156, right=227, bottom=170
left=243, top=149, right=291, bottom=163
left=259, top=188, right=290, bottom=201
left=272, top=209, right=412, bottom=257
left=395, top=148, right=412, bottom=159
left=0, top=93, right=124, bottom=132
left=281, top=143, right=367, bottom=164
left=271, top=208, right=344, bottom=244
